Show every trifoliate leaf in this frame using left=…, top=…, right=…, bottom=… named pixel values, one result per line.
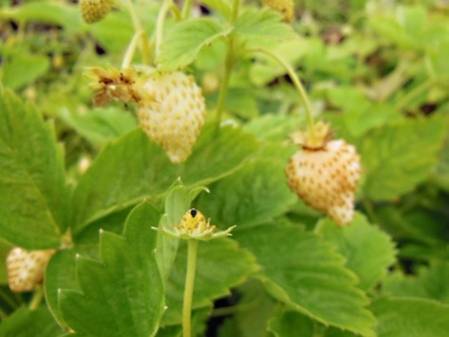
left=71, top=125, right=258, bottom=234
left=0, top=87, right=67, bottom=249
left=195, top=159, right=296, bottom=230
left=59, top=203, right=164, bottom=337
left=235, top=222, right=376, bottom=337
left=158, top=18, right=232, bottom=71
left=316, top=213, right=396, bottom=290
left=360, top=115, right=448, bottom=201
left=0, top=307, right=63, bottom=337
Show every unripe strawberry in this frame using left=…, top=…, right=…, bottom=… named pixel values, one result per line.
left=138, top=72, right=206, bottom=164
left=263, top=0, right=294, bottom=22
left=286, top=124, right=361, bottom=225
left=6, top=248, right=54, bottom=292
left=80, top=0, right=113, bottom=24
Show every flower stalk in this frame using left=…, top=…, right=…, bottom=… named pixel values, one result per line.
left=182, top=239, right=198, bottom=337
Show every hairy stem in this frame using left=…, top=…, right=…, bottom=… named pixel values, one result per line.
left=246, top=48, right=315, bottom=131
left=182, top=240, right=198, bottom=337
left=121, top=31, right=142, bottom=69
left=214, top=0, right=241, bottom=125
left=215, top=37, right=234, bottom=124
left=29, top=286, right=44, bottom=310
left=181, top=0, right=193, bottom=19
left=155, top=0, right=173, bottom=61
left=124, top=0, right=151, bottom=64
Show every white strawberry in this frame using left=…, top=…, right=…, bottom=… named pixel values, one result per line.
left=80, top=0, right=113, bottom=24
left=138, top=71, right=206, bottom=164
left=263, top=0, right=294, bottom=22
left=286, top=125, right=361, bottom=225
left=6, top=248, right=54, bottom=293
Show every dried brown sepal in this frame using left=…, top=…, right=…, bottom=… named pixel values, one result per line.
left=88, top=67, right=151, bottom=107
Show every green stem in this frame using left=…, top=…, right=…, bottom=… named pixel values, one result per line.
left=214, top=0, right=240, bottom=125
left=29, top=286, right=44, bottom=310
left=181, top=0, right=193, bottom=19
left=246, top=48, right=315, bottom=131
left=231, top=0, right=240, bottom=21
left=215, top=37, right=234, bottom=124
left=124, top=0, right=151, bottom=64
left=155, top=0, right=173, bottom=61
left=121, top=31, right=142, bottom=69
left=182, top=240, right=198, bottom=337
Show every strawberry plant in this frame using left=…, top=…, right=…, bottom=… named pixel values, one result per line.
left=0, top=0, right=449, bottom=337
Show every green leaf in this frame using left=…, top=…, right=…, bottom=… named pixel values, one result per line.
left=0, top=238, right=13, bottom=284
left=201, top=0, right=232, bottom=18
left=1, top=49, right=49, bottom=90
left=158, top=18, right=231, bottom=71
left=268, top=310, right=315, bottom=337
left=360, top=116, right=448, bottom=201
left=383, top=261, right=449, bottom=303
left=59, top=107, right=137, bottom=146
left=326, top=87, right=401, bottom=138
left=316, top=213, right=396, bottom=291
left=163, top=238, right=257, bottom=325
left=0, top=1, right=82, bottom=33
left=45, top=249, right=79, bottom=327
left=71, top=125, right=258, bottom=234
left=234, top=8, right=296, bottom=48
left=59, top=203, right=165, bottom=337
left=371, top=297, right=449, bottom=337
left=0, top=88, right=67, bottom=249
left=235, top=222, right=376, bottom=337
left=224, top=280, right=276, bottom=337
left=195, top=159, right=296, bottom=230
left=0, top=307, right=63, bottom=337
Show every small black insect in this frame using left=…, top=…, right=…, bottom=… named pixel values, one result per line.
left=190, top=208, right=198, bottom=218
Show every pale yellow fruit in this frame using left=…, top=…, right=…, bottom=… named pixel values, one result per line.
left=263, top=0, right=295, bottom=22
left=138, top=72, right=206, bottom=164
left=6, top=248, right=54, bottom=292
left=286, top=139, right=361, bottom=225
left=80, top=0, right=113, bottom=24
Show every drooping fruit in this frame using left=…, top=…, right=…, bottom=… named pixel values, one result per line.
left=286, top=123, right=361, bottom=225
left=138, top=71, right=206, bottom=164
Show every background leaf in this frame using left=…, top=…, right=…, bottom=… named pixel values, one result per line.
left=360, top=115, right=448, bottom=201
left=0, top=88, right=67, bottom=249
left=371, top=297, right=449, bottom=337
left=195, top=159, right=296, bottom=230
left=382, top=261, right=449, bottom=303
left=316, top=213, right=396, bottom=290
left=0, top=307, right=62, bottom=337
left=235, top=222, right=376, bottom=337
left=158, top=18, right=231, bottom=71
left=71, top=125, right=258, bottom=234
left=163, top=238, right=257, bottom=325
